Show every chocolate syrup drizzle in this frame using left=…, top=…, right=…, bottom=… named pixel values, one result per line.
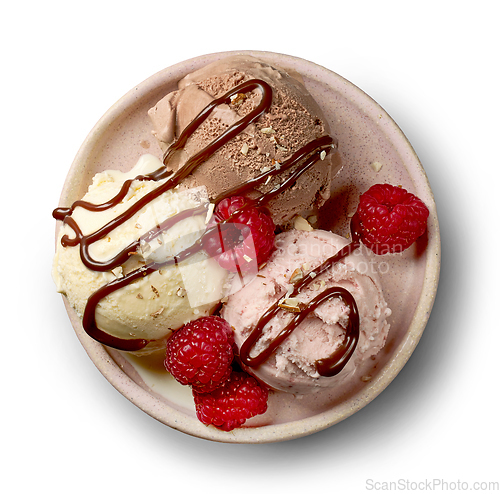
left=53, top=77, right=360, bottom=377
left=240, top=217, right=361, bottom=377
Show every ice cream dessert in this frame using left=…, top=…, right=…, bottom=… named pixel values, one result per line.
left=53, top=53, right=430, bottom=432
left=221, top=229, right=391, bottom=394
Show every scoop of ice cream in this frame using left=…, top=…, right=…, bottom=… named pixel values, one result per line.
left=53, top=154, right=229, bottom=354
left=221, top=229, right=391, bottom=393
left=148, top=55, right=339, bottom=226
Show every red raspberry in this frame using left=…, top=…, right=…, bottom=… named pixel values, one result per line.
left=356, top=183, right=429, bottom=254
left=203, top=196, right=275, bottom=273
left=164, top=316, right=234, bottom=393
left=193, top=372, right=268, bottom=431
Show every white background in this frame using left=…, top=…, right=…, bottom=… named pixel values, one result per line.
left=3, top=1, right=499, bottom=492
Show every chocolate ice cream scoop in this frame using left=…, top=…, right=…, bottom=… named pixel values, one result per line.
left=148, top=55, right=339, bottom=225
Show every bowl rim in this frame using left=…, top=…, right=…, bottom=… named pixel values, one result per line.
left=58, top=50, right=441, bottom=443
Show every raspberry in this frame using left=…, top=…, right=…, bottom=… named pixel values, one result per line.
left=164, top=316, right=234, bottom=393
left=203, top=196, right=275, bottom=273
left=193, top=371, right=268, bottom=431
left=355, top=184, right=429, bottom=254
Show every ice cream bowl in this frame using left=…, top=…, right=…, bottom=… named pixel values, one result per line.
left=56, top=50, right=440, bottom=443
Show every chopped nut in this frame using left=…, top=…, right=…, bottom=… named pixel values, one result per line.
left=260, top=127, right=275, bottom=134
left=320, top=150, right=326, bottom=160
left=111, top=267, right=123, bottom=278
left=205, top=203, right=215, bottom=224
left=135, top=223, right=142, bottom=229
left=230, top=93, right=247, bottom=105
left=293, top=215, right=314, bottom=231
left=289, top=267, right=304, bottom=284
left=176, top=287, right=186, bottom=297
left=150, top=307, right=164, bottom=318
left=240, top=142, right=249, bottom=155
left=278, top=298, right=302, bottom=313
left=136, top=293, right=143, bottom=299
left=371, top=161, right=383, bottom=172
left=307, top=215, right=318, bottom=226
left=150, top=285, right=160, bottom=298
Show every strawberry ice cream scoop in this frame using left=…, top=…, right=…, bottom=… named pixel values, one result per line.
left=221, top=229, right=392, bottom=394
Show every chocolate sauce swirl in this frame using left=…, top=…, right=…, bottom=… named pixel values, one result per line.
left=240, top=287, right=359, bottom=377
left=53, top=76, right=358, bottom=374
left=214, top=134, right=336, bottom=206
left=53, top=79, right=274, bottom=273
left=239, top=218, right=361, bottom=377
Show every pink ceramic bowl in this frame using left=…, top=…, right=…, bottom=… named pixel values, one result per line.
left=56, top=51, right=440, bottom=443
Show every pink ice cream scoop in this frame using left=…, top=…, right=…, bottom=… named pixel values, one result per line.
left=221, top=229, right=391, bottom=394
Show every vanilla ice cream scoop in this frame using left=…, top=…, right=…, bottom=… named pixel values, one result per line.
left=221, top=229, right=391, bottom=393
left=53, top=154, right=229, bottom=354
